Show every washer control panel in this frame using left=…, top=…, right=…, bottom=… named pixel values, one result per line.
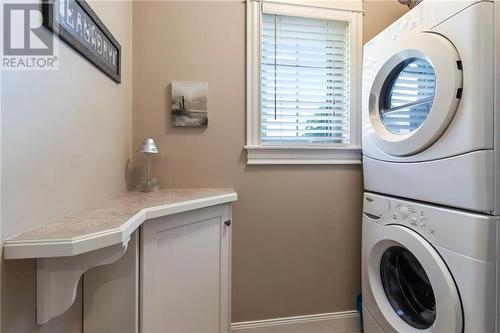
left=363, top=193, right=498, bottom=261
left=363, top=193, right=435, bottom=236
left=392, top=202, right=432, bottom=234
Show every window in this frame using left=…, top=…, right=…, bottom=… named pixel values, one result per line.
left=262, top=14, right=349, bottom=144
left=246, top=0, right=362, bottom=165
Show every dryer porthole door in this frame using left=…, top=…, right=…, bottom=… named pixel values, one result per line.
left=367, top=225, right=463, bottom=333
left=368, top=32, right=463, bottom=156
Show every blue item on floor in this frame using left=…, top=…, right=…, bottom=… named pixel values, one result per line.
left=356, top=293, right=363, bottom=327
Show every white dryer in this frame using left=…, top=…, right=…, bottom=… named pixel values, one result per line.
left=361, top=192, right=499, bottom=333
left=362, top=0, right=500, bottom=213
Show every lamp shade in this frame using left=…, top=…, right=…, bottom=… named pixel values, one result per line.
left=137, top=138, right=159, bottom=154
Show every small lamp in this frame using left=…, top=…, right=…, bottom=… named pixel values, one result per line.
left=136, top=138, right=160, bottom=192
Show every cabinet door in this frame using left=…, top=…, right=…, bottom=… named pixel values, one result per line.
left=140, top=204, right=231, bottom=333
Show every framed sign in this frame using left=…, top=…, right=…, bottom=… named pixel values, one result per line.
left=42, top=0, right=121, bottom=83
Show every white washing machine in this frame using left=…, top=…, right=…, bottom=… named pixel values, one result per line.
left=361, top=0, right=500, bottom=213
left=362, top=192, right=499, bottom=332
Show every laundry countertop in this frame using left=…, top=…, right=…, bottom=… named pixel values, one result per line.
left=3, top=188, right=237, bottom=259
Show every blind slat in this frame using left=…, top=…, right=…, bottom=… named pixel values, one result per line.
left=261, top=13, right=349, bottom=145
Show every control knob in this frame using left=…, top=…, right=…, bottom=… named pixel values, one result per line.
left=400, top=206, right=409, bottom=219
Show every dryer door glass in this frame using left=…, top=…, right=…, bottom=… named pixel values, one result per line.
left=380, top=246, right=436, bottom=329
left=366, top=32, right=463, bottom=156
left=380, top=58, right=436, bottom=135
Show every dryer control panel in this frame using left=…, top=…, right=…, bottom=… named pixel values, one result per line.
left=387, top=4, right=424, bottom=41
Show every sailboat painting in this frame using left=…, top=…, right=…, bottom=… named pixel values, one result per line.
left=171, top=81, right=208, bottom=127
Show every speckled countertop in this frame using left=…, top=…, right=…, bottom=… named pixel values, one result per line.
left=4, top=188, right=237, bottom=259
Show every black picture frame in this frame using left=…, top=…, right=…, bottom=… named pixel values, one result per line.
left=42, top=0, right=121, bottom=83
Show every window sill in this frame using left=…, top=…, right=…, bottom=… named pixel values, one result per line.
left=244, top=145, right=362, bottom=165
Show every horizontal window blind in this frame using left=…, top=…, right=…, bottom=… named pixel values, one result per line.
left=261, top=13, right=350, bottom=145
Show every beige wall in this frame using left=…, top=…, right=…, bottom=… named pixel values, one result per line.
left=364, top=0, right=409, bottom=43
left=132, top=0, right=407, bottom=322
left=0, top=0, right=406, bottom=330
left=1, top=1, right=133, bottom=332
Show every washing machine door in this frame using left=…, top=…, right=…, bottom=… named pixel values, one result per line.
left=366, top=223, right=463, bottom=332
left=368, top=32, right=463, bottom=156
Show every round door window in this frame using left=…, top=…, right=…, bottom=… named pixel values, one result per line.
left=380, top=58, right=436, bottom=135
left=380, top=246, right=436, bottom=329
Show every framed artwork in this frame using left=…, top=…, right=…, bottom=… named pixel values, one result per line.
left=42, top=0, right=121, bottom=83
left=171, top=81, right=208, bottom=127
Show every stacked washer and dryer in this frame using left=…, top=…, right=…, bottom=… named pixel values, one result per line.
left=361, top=1, right=500, bottom=332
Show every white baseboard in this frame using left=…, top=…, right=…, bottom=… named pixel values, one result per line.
left=231, top=310, right=361, bottom=333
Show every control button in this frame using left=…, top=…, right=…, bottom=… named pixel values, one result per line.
left=419, top=217, right=426, bottom=227
left=400, top=206, right=409, bottom=219
left=399, top=19, right=408, bottom=32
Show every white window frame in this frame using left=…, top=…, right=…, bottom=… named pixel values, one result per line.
left=245, top=0, right=363, bottom=165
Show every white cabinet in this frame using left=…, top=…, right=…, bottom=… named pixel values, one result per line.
left=140, top=204, right=231, bottom=333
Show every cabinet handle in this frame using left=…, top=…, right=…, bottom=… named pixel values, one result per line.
left=224, top=220, right=231, bottom=227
